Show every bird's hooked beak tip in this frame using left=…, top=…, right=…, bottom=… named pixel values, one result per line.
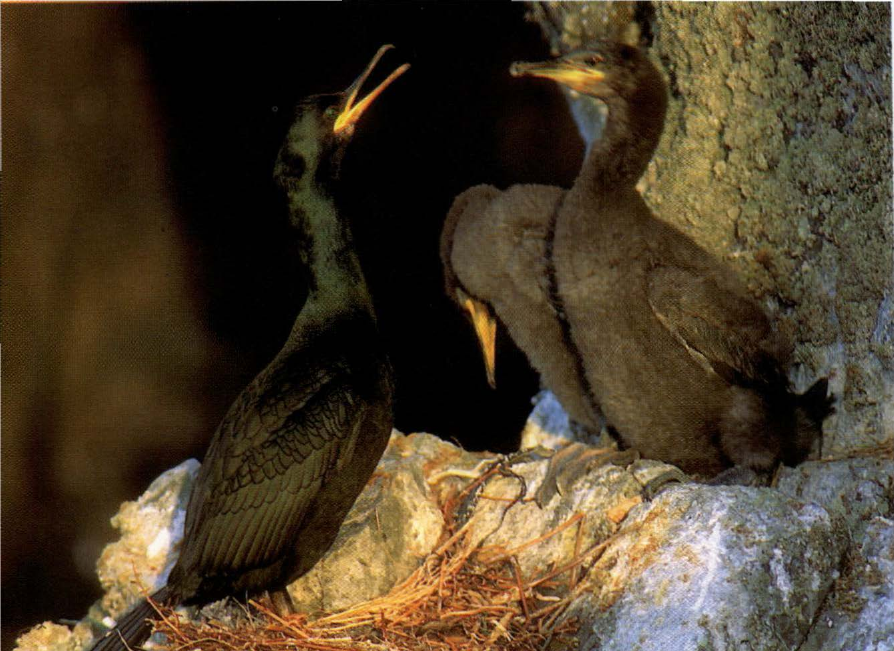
left=457, top=288, right=497, bottom=389
left=510, top=59, right=606, bottom=94
left=334, top=44, right=410, bottom=135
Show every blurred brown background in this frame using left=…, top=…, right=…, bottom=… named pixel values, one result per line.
left=1, top=3, right=585, bottom=647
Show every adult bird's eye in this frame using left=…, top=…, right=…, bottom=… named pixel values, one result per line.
left=281, top=148, right=306, bottom=177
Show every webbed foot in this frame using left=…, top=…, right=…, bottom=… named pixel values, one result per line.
left=535, top=442, right=639, bottom=507
left=639, top=466, right=691, bottom=501
left=706, top=465, right=769, bottom=487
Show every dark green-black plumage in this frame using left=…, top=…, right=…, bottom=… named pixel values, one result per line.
left=90, top=46, right=405, bottom=651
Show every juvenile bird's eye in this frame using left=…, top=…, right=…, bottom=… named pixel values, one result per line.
left=325, top=106, right=339, bottom=119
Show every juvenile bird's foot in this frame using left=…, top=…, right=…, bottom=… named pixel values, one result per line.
left=568, top=420, right=605, bottom=447
left=535, top=442, right=639, bottom=507
left=638, top=467, right=691, bottom=501
left=707, top=465, right=771, bottom=487
left=640, top=463, right=776, bottom=500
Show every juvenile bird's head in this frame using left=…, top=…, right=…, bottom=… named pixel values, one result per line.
left=274, top=44, right=409, bottom=194
left=511, top=41, right=667, bottom=184
left=510, top=41, right=664, bottom=110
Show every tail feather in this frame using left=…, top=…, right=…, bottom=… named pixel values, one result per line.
left=797, top=377, right=835, bottom=423
left=787, top=377, right=835, bottom=465
left=90, top=586, right=171, bottom=651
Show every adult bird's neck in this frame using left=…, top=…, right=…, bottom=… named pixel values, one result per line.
left=572, top=81, right=667, bottom=194
left=284, top=182, right=375, bottom=333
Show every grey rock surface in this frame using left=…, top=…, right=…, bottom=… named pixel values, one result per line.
left=521, top=390, right=604, bottom=449
left=14, top=426, right=894, bottom=651
left=777, top=458, right=894, bottom=538
left=801, top=517, right=894, bottom=651
left=284, top=432, right=446, bottom=613
left=461, top=445, right=650, bottom=578
left=90, top=459, right=200, bottom=629
left=778, top=459, right=894, bottom=650
left=571, top=485, right=848, bottom=651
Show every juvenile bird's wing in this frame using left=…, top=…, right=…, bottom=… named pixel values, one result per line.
left=175, top=350, right=364, bottom=580
left=647, top=264, right=790, bottom=387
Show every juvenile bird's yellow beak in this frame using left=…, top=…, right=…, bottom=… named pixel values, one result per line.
left=457, top=288, right=497, bottom=389
left=334, top=44, right=410, bottom=134
left=510, top=59, right=606, bottom=94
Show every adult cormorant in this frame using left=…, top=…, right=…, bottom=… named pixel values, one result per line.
left=90, top=45, right=404, bottom=651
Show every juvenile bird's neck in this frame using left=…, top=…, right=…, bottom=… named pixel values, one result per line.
left=572, top=79, right=667, bottom=194
left=284, top=180, right=375, bottom=333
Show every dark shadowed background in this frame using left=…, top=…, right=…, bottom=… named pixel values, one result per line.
left=2, top=3, right=584, bottom=646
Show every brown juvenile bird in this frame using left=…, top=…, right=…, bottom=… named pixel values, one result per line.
left=90, top=46, right=405, bottom=651
left=443, top=41, right=831, bottom=478
left=440, top=183, right=605, bottom=432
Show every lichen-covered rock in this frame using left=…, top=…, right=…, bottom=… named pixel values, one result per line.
left=462, top=449, right=648, bottom=579
left=776, top=459, right=894, bottom=650
left=801, top=517, right=894, bottom=651
left=285, top=432, right=448, bottom=613
left=569, top=485, right=848, bottom=651
left=776, top=458, right=894, bottom=538
left=521, top=390, right=606, bottom=450
left=16, top=425, right=893, bottom=651
left=13, top=622, right=93, bottom=651
left=89, top=459, right=199, bottom=630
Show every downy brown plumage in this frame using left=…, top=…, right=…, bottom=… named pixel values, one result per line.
left=442, top=42, right=831, bottom=476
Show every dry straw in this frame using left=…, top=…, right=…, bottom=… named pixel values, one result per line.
left=149, top=459, right=632, bottom=651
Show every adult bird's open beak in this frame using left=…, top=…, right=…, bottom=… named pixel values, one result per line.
left=334, top=44, right=410, bottom=134
left=510, top=57, right=606, bottom=94
left=457, top=288, right=497, bottom=389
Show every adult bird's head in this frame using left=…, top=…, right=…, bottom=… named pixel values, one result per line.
left=274, top=44, right=409, bottom=196
left=510, top=41, right=662, bottom=107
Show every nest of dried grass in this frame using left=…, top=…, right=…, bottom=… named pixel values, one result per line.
left=150, top=459, right=624, bottom=651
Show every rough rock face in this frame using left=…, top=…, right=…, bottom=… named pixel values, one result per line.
left=529, top=1, right=893, bottom=457
left=93, top=460, right=200, bottom=623
left=574, top=486, right=847, bottom=651
left=777, top=458, right=894, bottom=651
left=801, top=518, right=894, bottom=651
left=776, top=458, right=894, bottom=538
left=15, top=419, right=894, bottom=651
left=13, top=623, right=93, bottom=651
left=284, top=433, right=447, bottom=613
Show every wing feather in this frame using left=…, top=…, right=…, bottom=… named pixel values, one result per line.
left=647, top=265, right=790, bottom=386
left=176, top=353, right=364, bottom=579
